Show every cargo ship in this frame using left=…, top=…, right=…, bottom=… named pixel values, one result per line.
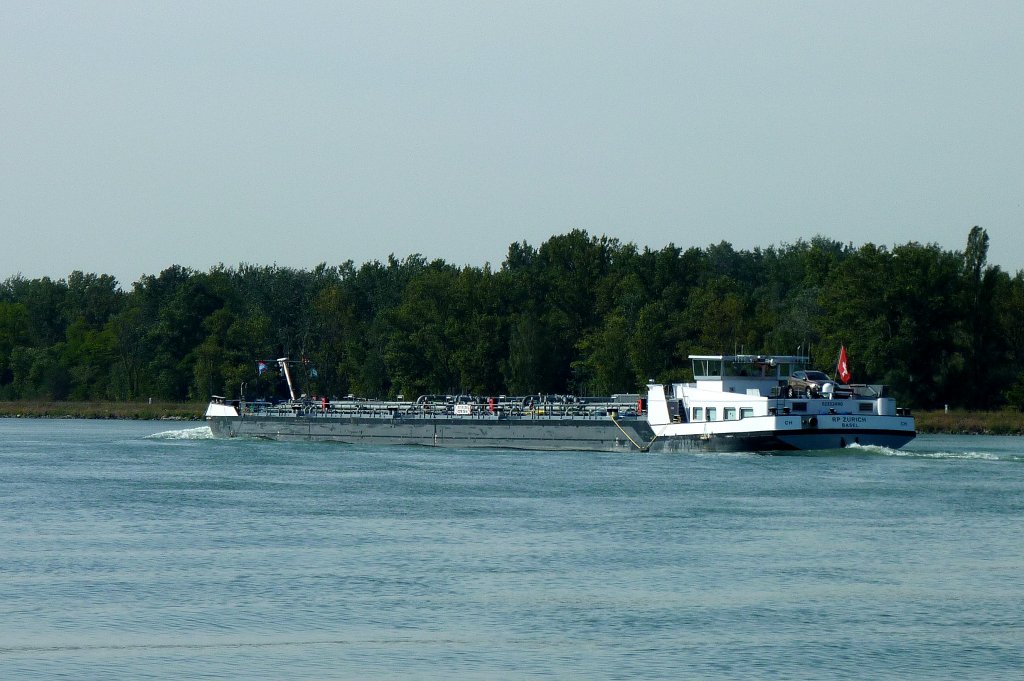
left=206, top=354, right=916, bottom=452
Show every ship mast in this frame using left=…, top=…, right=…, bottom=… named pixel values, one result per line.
left=277, top=357, right=297, bottom=401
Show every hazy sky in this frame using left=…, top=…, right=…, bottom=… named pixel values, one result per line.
left=3, top=1, right=1022, bottom=286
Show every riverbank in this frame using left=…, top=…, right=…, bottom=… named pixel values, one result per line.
left=0, top=402, right=1021, bottom=435
left=914, top=409, right=1024, bottom=435
left=0, top=401, right=203, bottom=420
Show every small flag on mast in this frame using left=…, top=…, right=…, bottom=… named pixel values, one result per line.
left=837, top=346, right=851, bottom=384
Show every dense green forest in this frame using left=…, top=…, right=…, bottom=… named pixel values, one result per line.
left=1, top=226, right=1021, bottom=410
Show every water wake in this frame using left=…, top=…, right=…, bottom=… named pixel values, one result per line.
left=849, top=442, right=1016, bottom=461
left=846, top=442, right=901, bottom=456
left=903, top=450, right=1002, bottom=461
left=144, top=426, right=214, bottom=440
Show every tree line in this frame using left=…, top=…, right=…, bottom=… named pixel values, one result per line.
left=1, top=226, right=1021, bottom=410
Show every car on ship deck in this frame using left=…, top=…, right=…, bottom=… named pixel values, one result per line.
left=788, top=369, right=839, bottom=398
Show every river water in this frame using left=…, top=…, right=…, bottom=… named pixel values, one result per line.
left=1, top=419, right=1022, bottom=679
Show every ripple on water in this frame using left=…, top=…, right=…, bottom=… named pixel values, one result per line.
left=1, top=422, right=1022, bottom=679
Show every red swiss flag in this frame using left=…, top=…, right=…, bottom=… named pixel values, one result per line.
left=837, top=346, right=851, bottom=384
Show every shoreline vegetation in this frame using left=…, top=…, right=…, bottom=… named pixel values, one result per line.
left=913, top=410, right=1024, bottom=436
left=0, top=401, right=203, bottom=421
left=4, top=229, right=1024, bottom=418
left=0, top=401, right=1022, bottom=435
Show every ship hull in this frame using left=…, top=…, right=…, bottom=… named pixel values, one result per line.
left=650, top=428, right=915, bottom=453
left=207, top=414, right=913, bottom=453
left=207, top=414, right=655, bottom=452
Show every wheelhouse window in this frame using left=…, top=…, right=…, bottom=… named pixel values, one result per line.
left=791, top=402, right=807, bottom=412
left=706, top=407, right=717, bottom=421
left=724, top=407, right=736, bottom=420
left=740, top=407, right=754, bottom=419
left=692, top=407, right=703, bottom=421
left=692, top=359, right=723, bottom=379
left=859, top=402, right=874, bottom=412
